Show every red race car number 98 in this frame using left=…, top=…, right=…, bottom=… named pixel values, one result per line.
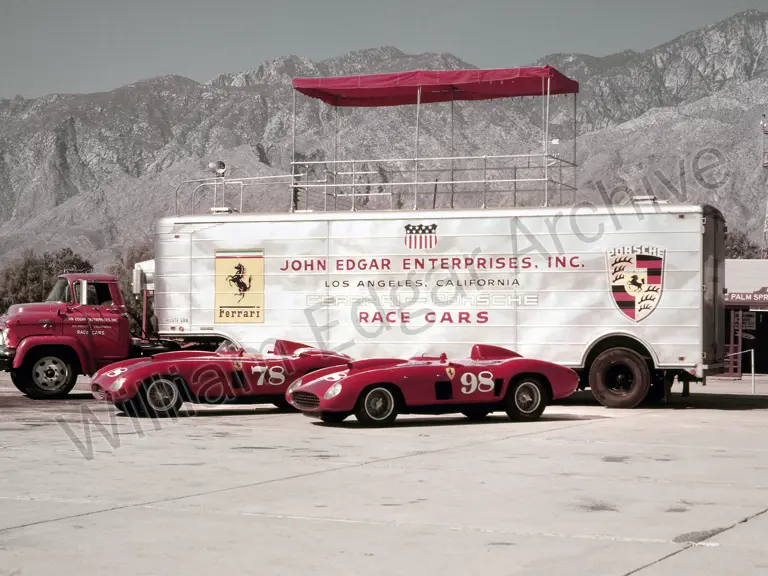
left=460, top=371, right=495, bottom=394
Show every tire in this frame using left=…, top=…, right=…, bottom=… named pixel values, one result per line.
left=16, top=350, right=78, bottom=399
left=589, top=348, right=651, bottom=409
left=137, top=376, right=184, bottom=418
left=354, top=385, right=399, bottom=427
left=461, top=407, right=490, bottom=421
left=320, top=413, right=349, bottom=423
left=504, top=377, right=547, bottom=421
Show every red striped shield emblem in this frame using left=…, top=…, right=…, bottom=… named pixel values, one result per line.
left=607, top=246, right=665, bottom=322
left=404, top=223, right=438, bottom=250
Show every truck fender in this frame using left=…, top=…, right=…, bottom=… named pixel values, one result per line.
left=12, top=336, right=94, bottom=375
left=578, top=331, right=659, bottom=370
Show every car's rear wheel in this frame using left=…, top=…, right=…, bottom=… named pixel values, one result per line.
left=354, top=385, right=398, bottom=427
left=138, top=376, right=183, bottom=418
left=504, top=377, right=547, bottom=421
left=461, top=407, right=490, bottom=421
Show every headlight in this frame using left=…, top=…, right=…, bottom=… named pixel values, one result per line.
left=287, top=378, right=303, bottom=393
left=324, top=382, right=342, bottom=399
left=110, top=377, right=126, bottom=391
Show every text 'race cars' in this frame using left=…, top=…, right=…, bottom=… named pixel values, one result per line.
left=285, top=344, right=579, bottom=426
left=90, top=339, right=352, bottom=417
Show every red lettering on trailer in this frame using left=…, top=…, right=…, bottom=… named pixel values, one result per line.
left=358, top=311, right=411, bottom=323
left=336, top=258, right=392, bottom=271
left=279, top=259, right=327, bottom=271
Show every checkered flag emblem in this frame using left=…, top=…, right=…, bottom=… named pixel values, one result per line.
left=404, top=223, right=438, bottom=249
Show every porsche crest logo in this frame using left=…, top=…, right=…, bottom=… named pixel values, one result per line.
left=446, top=366, right=455, bottom=379
left=607, top=245, right=665, bottom=322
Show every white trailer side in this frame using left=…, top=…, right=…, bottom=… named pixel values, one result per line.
left=152, top=200, right=726, bottom=408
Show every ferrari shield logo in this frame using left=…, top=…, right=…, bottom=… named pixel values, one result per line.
left=214, top=248, right=265, bottom=324
left=607, top=246, right=665, bottom=322
left=446, top=366, right=455, bottom=379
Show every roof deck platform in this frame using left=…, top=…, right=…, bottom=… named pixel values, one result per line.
left=174, top=66, right=580, bottom=215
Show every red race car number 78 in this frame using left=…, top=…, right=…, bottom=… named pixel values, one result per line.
left=249, top=365, right=287, bottom=386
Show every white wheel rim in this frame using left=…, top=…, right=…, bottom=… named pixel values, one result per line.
left=364, top=388, right=395, bottom=421
left=146, top=379, right=180, bottom=412
left=514, top=382, right=541, bottom=414
left=32, top=357, right=69, bottom=391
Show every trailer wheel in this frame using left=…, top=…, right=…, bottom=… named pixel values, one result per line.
left=589, top=348, right=651, bottom=409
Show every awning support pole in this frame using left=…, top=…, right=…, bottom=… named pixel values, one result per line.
left=414, top=85, right=422, bottom=210
left=291, top=89, right=296, bottom=212
left=573, top=92, right=578, bottom=195
left=544, top=76, right=551, bottom=207
left=451, top=93, right=455, bottom=206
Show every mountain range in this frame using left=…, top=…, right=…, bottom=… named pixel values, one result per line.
left=0, top=9, right=767, bottom=269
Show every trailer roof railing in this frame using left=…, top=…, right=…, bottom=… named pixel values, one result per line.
left=173, top=65, right=580, bottom=216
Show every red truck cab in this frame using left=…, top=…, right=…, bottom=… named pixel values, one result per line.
left=0, top=274, right=132, bottom=398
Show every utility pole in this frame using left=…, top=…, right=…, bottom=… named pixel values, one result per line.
left=762, top=115, right=768, bottom=258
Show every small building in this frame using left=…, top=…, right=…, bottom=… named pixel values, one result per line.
left=724, top=259, right=768, bottom=375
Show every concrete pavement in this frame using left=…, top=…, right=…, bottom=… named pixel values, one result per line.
left=1, top=375, right=768, bottom=575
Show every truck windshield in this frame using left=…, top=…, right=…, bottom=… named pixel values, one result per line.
left=44, top=278, right=71, bottom=303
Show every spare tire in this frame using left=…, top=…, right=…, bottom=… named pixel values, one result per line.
left=589, top=347, right=651, bottom=409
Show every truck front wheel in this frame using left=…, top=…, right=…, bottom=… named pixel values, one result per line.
left=589, top=347, right=651, bottom=409
left=15, top=350, right=78, bottom=399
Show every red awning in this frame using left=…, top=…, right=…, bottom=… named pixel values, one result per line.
left=292, top=66, right=579, bottom=107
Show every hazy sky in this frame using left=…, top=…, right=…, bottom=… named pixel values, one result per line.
left=1, top=0, right=765, bottom=99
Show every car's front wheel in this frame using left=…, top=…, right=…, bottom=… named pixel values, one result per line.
left=138, top=376, right=184, bottom=418
left=354, top=385, right=399, bottom=426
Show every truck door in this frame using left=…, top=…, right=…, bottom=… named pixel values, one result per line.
left=71, top=280, right=131, bottom=367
